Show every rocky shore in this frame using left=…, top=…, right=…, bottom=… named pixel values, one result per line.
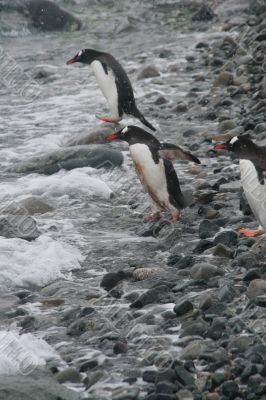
left=0, top=0, right=266, bottom=399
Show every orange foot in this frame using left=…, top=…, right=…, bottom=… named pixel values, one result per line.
left=239, top=227, right=264, bottom=237
left=143, top=212, right=161, bottom=223
left=96, top=115, right=120, bottom=124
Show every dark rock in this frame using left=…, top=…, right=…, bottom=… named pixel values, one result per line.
left=143, top=370, right=157, bottom=383
left=173, top=102, right=188, bottom=113
left=180, top=318, right=209, bottom=338
left=155, top=381, right=177, bottom=394
left=195, top=42, right=209, bottom=49
left=113, top=341, right=128, bottom=354
left=199, top=220, right=220, bottom=239
left=130, top=285, right=171, bottom=309
left=182, top=129, right=197, bottom=138
left=66, top=317, right=87, bottom=336
left=192, top=4, right=216, bottom=21
left=18, top=0, right=81, bottom=32
left=159, top=49, right=174, bottom=58
left=243, top=269, right=262, bottom=281
left=79, top=360, right=98, bottom=372
left=221, top=381, right=239, bottom=399
left=0, top=215, right=40, bottom=241
left=193, top=239, right=214, bottom=254
left=100, top=270, right=133, bottom=291
left=213, top=231, right=238, bottom=247
left=154, top=96, right=167, bottom=105
left=174, top=364, right=195, bottom=387
left=138, top=66, right=160, bottom=79
left=174, top=300, right=193, bottom=317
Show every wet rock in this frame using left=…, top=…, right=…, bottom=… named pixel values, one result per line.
left=180, top=340, right=206, bottom=360
left=64, top=124, right=123, bottom=146
left=113, top=341, right=128, bottom=354
left=212, top=243, right=234, bottom=258
left=199, top=220, right=220, bottom=239
left=174, top=364, right=195, bottom=387
left=190, top=262, right=224, bottom=280
left=174, top=300, right=193, bottom=317
left=6, top=197, right=54, bottom=215
left=112, top=387, right=140, bottom=400
left=246, top=279, right=266, bottom=300
left=10, top=145, right=124, bottom=174
left=174, top=102, right=188, bottom=113
left=213, top=231, right=238, bottom=247
left=130, top=285, right=172, bottom=309
left=180, top=318, right=209, bottom=338
left=0, top=370, right=81, bottom=400
left=0, top=215, right=40, bottom=241
left=0, top=294, right=20, bottom=315
left=192, top=4, right=216, bottom=21
left=18, top=0, right=81, bottom=32
left=221, top=381, right=239, bottom=399
left=66, top=317, right=87, bottom=336
left=214, top=72, right=234, bottom=87
left=143, top=370, right=157, bottom=383
left=193, top=239, right=214, bottom=254
left=56, top=368, right=81, bottom=384
left=218, top=119, right=237, bottom=133
left=137, top=66, right=160, bottom=79
left=154, top=96, right=167, bottom=105
left=100, top=270, right=133, bottom=291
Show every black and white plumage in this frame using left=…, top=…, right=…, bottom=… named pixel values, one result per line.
left=106, top=125, right=200, bottom=222
left=67, top=49, right=156, bottom=131
left=215, top=134, right=266, bottom=236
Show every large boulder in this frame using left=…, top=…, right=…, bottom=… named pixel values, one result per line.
left=18, top=0, right=81, bottom=32
left=9, top=145, right=124, bottom=175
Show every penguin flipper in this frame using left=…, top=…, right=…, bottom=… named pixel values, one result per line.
left=131, top=108, right=156, bottom=132
left=159, top=143, right=200, bottom=164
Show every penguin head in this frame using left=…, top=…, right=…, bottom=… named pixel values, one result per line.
left=215, top=134, right=253, bottom=157
left=66, top=49, right=101, bottom=65
left=106, top=126, right=160, bottom=147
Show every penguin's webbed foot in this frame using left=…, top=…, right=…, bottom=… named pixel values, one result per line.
left=239, top=227, right=264, bottom=237
left=96, top=115, right=120, bottom=124
left=143, top=212, right=161, bottom=223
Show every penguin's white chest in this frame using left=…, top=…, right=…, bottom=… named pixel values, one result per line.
left=240, top=159, right=266, bottom=230
left=129, top=143, right=170, bottom=209
left=91, top=60, right=119, bottom=119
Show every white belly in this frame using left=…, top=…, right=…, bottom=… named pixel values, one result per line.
left=240, top=159, right=266, bottom=230
left=91, top=60, right=119, bottom=119
left=130, top=143, right=174, bottom=212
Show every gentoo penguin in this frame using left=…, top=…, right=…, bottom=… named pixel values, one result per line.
left=66, top=49, right=156, bottom=131
left=215, top=134, right=266, bottom=237
left=106, top=125, right=200, bottom=222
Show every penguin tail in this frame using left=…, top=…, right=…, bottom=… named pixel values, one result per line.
left=132, top=108, right=156, bottom=132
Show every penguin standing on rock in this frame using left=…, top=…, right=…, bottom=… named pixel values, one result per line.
left=106, top=125, right=200, bottom=222
left=67, top=49, right=156, bottom=131
left=215, top=134, right=266, bottom=237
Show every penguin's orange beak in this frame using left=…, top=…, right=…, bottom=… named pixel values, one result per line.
left=214, top=144, right=226, bottom=149
left=66, top=57, right=77, bottom=65
left=106, top=133, right=119, bottom=142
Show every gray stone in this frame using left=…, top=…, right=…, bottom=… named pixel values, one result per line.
left=180, top=340, right=206, bottom=360
left=137, top=66, right=160, bottom=79
left=18, top=0, right=81, bottom=32
left=218, top=119, right=237, bottom=133
left=214, top=72, right=234, bottom=87
left=190, top=262, right=224, bottom=280
left=219, top=181, right=241, bottom=192
left=174, top=300, right=193, bottom=317
left=212, top=243, right=234, bottom=258
left=56, top=368, right=82, bottom=384
left=0, top=369, right=81, bottom=400
left=199, top=219, right=220, bottom=239
left=6, top=197, right=54, bottom=215
left=64, top=124, right=124, bottom=146
left=130, top=285, right=172, bottom=309
left=246, top=279, right=266, bottom=300
left=214, top=230, right=238, bottom=247
left=10, top=145, right=124, bottom=174
left=0, top=215, right=40, bottom=241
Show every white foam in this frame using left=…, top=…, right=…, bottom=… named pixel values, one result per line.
left=0, top=235, right=84, bottom=287
left=0, top=168, right=113, bottom=203
left=0, top=330, right=62, bottom=375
